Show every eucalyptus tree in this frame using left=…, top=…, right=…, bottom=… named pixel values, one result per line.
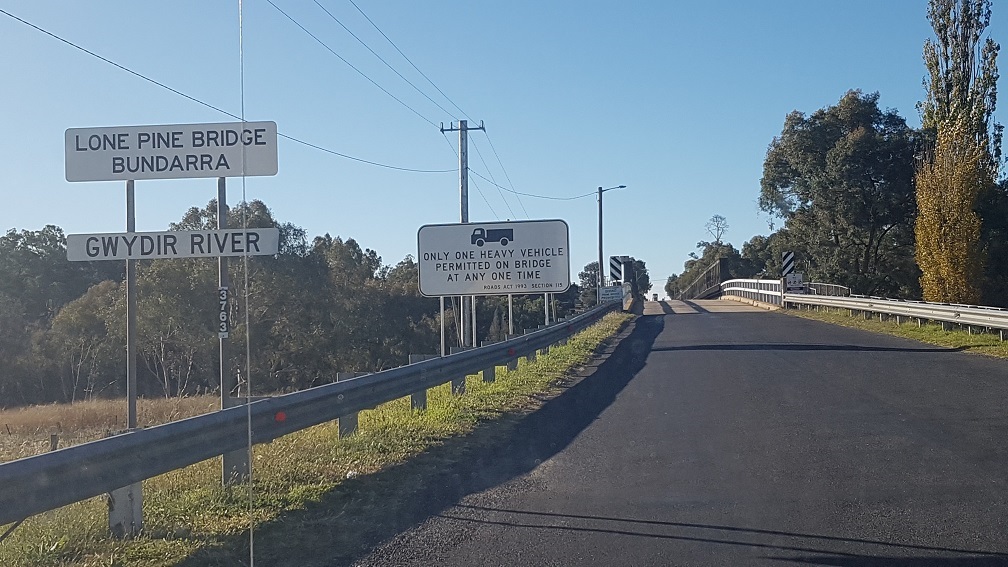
left=761, top=90, right=920, bottom=296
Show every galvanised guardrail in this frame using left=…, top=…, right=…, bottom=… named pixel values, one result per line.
left=0, top=301, right=619, bottom=527
left=787, top=294, right=1008, bottom=338
left=720, top=278, right=1007, bottom=338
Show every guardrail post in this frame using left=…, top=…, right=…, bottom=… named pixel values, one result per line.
left=482, top=363, right=496, bottom=383
left=107, top=429, right=142, bottom=538
left=108, top=482, right=142, bottom=538
left=408, top=354, right=437, bottom=411
left=336, top=372, right=360, bottom=437
left=221, top=395, right=250, bottom=485
left=505, top=334, right=519, bottom=370
left=449, top=347, right=468, bottom=395
left=522, top=330, right=538, bottom=363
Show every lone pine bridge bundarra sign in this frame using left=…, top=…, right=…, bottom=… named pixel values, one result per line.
left=417, top=219, right=570, bottom=297
left=65, top=121, right=278, bottom=182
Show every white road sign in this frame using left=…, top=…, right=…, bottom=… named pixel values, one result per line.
left=65, top=121, right=278, bottom=182
left=66, top=228, right=280, bottom=261
left=417, top=219, right=570, bottom=297
left=598, top=286, right=624, bottom=303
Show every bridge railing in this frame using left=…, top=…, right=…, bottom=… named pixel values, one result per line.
left=720, top=278, right=784, bottom=305
left=719, top=279, right=1007, bottom=337
left=678, top=257, right=728, bottom=300
left=0, top=301, right=620, bottom=527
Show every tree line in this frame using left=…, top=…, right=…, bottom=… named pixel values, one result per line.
left=0, top=199, right=592, bottom=408
left=667, top=0, right=1008, bottom=307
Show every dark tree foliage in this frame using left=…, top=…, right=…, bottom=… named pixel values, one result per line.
left=761, top=90, right=922, bottom=297
left=0, top=200, right=588, bottom=408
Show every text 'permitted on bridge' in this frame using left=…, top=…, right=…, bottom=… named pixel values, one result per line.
left=64, top=121, right=278, bottom=182
left=66, top=228, right=280, bottom=261
left=417, top=219, right=570, bottom=296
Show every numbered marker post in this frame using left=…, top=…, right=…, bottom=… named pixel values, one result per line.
left=218, top=286, right=229, bottom=339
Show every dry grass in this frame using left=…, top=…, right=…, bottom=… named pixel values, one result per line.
left=0, top=397, right=219, bottom=464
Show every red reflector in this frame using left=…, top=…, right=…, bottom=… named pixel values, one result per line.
left=274, top=411, right=287, bottom=423
left=507, top=348, right=516, bottom=356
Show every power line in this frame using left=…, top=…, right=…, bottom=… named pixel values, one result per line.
left=470, top=137, right=517, bottom=219
left=312, top=0, right=458, bottom=120
left=347, top=0, right=473, bottom=121
left=339, top=1, right=533, bottom=214
left=0, top=7, right=453, bottom=174
left=483, top=133, right=530, bottom=217
left=266, top=0, right=439, bottom=129
left=277, top=132, right=452, bottom=172
left=467, top=169, right=598, bottom=201
left=0, top=8, right=235, bottom=118
left=441, top=131, right=497, bottom=218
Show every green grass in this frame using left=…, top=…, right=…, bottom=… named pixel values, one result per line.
left=0, top=311, right=632, bottom=567
left=787, top=305, right=1008, bottom=358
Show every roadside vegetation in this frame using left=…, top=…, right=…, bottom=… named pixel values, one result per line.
left=787, top=306, right=1008, bottom=359
left=668, top=0, right=1008, bottom=310
left=0, top=311, right=631, bottom=567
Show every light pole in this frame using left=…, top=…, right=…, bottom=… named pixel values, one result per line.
left=597, top=184, right=626, bottom=303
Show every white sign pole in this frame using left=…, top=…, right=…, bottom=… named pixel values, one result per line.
left=440, top=297, right=445, bottom=357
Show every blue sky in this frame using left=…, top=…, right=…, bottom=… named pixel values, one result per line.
left=1, top=1, right=1004, bottom=293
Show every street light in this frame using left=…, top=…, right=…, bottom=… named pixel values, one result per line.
left=597, top=184, right=626, bottom=303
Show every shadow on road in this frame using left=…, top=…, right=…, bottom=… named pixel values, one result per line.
left=650, top=343, right=967, bottom=353
left=683, top=300, right=710, bottom=313
left=441, top=505, right=1008, bottom=564
left=178, top=314, right=665, bottom=566
left=768, top=555, right=1008, bottom=566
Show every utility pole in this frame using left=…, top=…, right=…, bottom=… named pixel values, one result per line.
left=597, top=186, right=604, bottom=303
left=597, top=185, right=626, bottom=304
left=441, top=120, right=484, bottom=347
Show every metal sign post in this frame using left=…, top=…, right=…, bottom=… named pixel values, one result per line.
left=125, top=181, right=137, bottom=431
left=109, top=179, right=143, bottom=537
left=508, top=294, right=514, bottom=335
left=439, top=297, right=446, bottom=357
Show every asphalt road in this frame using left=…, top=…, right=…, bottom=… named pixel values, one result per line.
left=356, top=300, right=1008, bottom=566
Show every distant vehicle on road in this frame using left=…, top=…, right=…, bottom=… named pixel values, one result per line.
left=652, top=293, right=658, bottom=301
left=471, top=227, right=513, bottom=247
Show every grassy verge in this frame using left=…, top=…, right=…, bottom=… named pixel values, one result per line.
left=0, top=311, right=632, bottom=567
left=788, top=305, right=1008, bottom=358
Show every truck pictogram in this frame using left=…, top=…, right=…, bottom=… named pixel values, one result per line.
left=470, top=227, right=513, bottom=247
